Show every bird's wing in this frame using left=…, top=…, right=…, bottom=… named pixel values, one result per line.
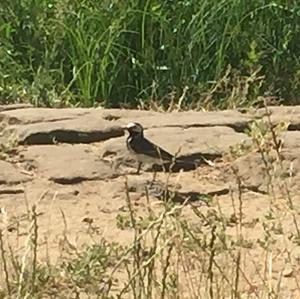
left=130, top=137, right=174, bottom=161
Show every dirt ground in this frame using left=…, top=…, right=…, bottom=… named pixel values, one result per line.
left=1, top=105, right=300, bottom=297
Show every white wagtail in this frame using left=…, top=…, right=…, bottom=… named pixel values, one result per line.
left=125, top=122, right=175, bottom=174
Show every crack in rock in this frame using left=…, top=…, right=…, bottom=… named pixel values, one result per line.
left=19, top=129, right=124, bottom=145
left=288, top=124, right=300, bottom=131
left=50, top=174, right=119, bottom=185
left=149, top=122, right=250, bottom=133
left=0, top=104, right=33, bottom=112
left=0, top=188, right=24, bottom=194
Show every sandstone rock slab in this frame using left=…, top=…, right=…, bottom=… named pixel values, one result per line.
left=0, top=160, right=32, bottom=184
left=255, top=106, right=300, bottom=130
left=100, top=126, right=250, bottom=172
left=8, top=114, right=124, bottom=144
left=110, top=109, right=255, bottom=132
left=281, top=131, right=300, bottom=149
left=0, top=107, right=89, bottom=124
left=20, top=144, right=116, bottom=184
left=1, top=107, right=256, bottom=132
left=229, top=148, right=300, bottom=193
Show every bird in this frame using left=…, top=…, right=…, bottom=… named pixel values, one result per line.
left=125, top=122, right=175, bottom=174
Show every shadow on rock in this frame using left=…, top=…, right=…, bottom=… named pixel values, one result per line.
left=154, top=188, right=230, bottom=204
left=151, top=153, right=219, bottom=172
left=128, top=180, right=230, bottom=204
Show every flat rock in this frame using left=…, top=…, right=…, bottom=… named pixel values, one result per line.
left=0, top=107, right=254, bottom=129
left=0, top=107, right=157, bottom=126
left=0, top=107, right=89, bottom=124
left=8, top=114, right=124, bottom=144
left=0, top=160, right=32, bottom=184
left=143, top=126, right=249, bottom=158
left=223, top=127, right=300, bottom=193
left=109, top=109, right=255, bottom=132
left=0, top=107, right=261, bottom=147
left=20, top=144, right=116, bottom=184
left=1, top=105, right=300, bottom=191
left=126, top=176, right=230, bottom=203
left=281, top=131, right=300, bottom=149
left=100, top=126, right=250, bottom=172
left=255, top=106, right=300, bottom=130
left=229, top=148, right=300, bottom=193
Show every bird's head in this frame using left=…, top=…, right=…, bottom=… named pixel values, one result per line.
left=125, top=122, right=144, bottom=137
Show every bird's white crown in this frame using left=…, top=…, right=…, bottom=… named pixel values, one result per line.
left=126, top=122, right=137, bottom=129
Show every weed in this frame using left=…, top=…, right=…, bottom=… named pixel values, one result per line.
left=1, top=1, right=300, bottom=107
left=0, top=120, right=18, bottom=159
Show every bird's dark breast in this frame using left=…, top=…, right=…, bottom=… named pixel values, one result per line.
left=127, top=135, right=173, bottom=161
left=126, top=135, right=145, bottom=154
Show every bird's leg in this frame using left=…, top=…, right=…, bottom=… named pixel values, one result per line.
left=151, top=170, right=157, bottom=185
left=136, top=162, right=142, bottom=175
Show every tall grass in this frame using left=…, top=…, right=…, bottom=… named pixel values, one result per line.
left=0, top=0, right=300, bottom=108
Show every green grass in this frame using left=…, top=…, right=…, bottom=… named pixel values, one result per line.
left=0, top=0, right=300, bottom=108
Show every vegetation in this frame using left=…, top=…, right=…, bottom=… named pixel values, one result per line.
left=0, top=0, right=300, bottom=109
